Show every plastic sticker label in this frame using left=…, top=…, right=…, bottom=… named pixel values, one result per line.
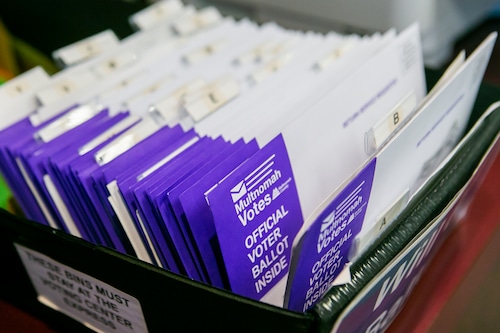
left=249, top=53, right=293, bottom=84
left=172, top=7, right=222, bottom=36
left=0, top=66, right=49, bottom=103
left=52, top=30, right=120, bottom=67
left=15, top=244, right=149, bottom=333
left=184, top=76, right=240, bottom=122
left=35, top=71, right=97, bottom=106
left=314, top=38, right=356, bottom=71
left=129, top=0, right=184, bottom=31
left=365, top=92, right=417, bottom=155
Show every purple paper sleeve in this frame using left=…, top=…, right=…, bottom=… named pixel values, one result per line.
left=179, top=140, right=259, bottom=289
left=70, top=157, right=116, bottom=247
left=285, top=158, right=377, bottom=312
left=131, top=137, right=224, bottom=279
left=0, top=105, right=77, bottom=223
left=150, top=138, right=230, bottom=282
left=46, top=112, right=132, bottom=243
left=167, top=139, right=245, bottom=286
left=18, top=111, right=112, bottom=234
left=0, top=118, right=49, bottom=223
left=207, top=134, right=303, bottom=301
left=89, top=126, right=187, bottom=254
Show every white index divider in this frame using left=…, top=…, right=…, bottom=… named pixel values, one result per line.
left=29, top=60, right=142, bottom=129
left=119, top=21, right=175, bottom=54
left=36, top=104, right=101, bottom=143
left=52, top=30, right=120, bottom=68
left=349, top=188, right=410, bottom=261
left=0, top=66, right=49, bottom=103
left=95, top=70, right=149, bottom=102
left=235, top=39, right=276, bottom=65
left=34, top=70, right=98, bottom=107
left=0, top=67, right=50, bottom=130
left=249, top=52, right=293, bottom=84
left=106, top=180, right=155, bottom=264
left=78, top=115, right=141, bottom=156
left=43, top=174, right=83, bottom=238
left=94, top=116, right=162, bottom=166
left=172, top=6, right=223, bottom=36
left=149, top=78, right=208, bottom=124
left=314, top=36, right=359, bottom=71
left=160, top=77, right=208, bottom=107
left=15, top=157, right=58, bottom=230
left=134, top=209, right=164, bottom=267
left=256, top=36, right=300, bottom=63
left=183, top=76, right=241, bottom=122
left=237, top=30, right=394, bottom=146
left=28, top=38, right=179, bottom=128
left=129, top=0, right=185, bottom=31
left=123, top=73, right=177, bottom=107
left=30, top=33, right=185, bottom=128
left=90, top=51, right=138, bottom=77
left=183, top=39, right=228, bottom=65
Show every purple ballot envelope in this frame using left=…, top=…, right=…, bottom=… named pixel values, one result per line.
left=45, top=112, right=133, bottom=243
left=17, top=111, right=111, bottom=234
left=285, top=159, right=376, bottom=312
left=87, top=125, right=186, bottom=254
left=206, top=135, right=303, bottom=304
left=142, top=137, right=229, bottom=281
left=117, top=132, right=208, bottom=273
left=0, top=118, right=50, bottom=224
left=0, top=104, right=79, bottom=224
left=166, top=139, right=245, bottom=286
left=179, top=139, right=259, bottom=289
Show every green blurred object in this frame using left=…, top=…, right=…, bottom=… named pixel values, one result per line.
left=0, top=79, right=11, bottom=210
left=0, top=176, right=10, bottom=210
left=0, top=80, right=11, bottom=210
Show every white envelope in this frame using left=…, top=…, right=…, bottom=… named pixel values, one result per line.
left=282, top=23, right=426, bottom=222
left=233, top=29, right=397, bottom=145
left=193, top=30, right=328, bottom=137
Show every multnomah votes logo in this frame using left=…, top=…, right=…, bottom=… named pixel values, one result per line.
left=321, top=211, right=336, bottom=231
left=231, top=154, right=284, bottom=226
left=316, top=181, right=365, bottom=253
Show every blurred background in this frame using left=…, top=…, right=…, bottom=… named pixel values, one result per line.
left=2, top=0, right=500, bottom=73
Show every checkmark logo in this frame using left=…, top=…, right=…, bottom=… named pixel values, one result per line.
left=230, top=181, right=247, bottom=202
left=321, top=211, right=336, bottom=232
left=230, top=154, right=277, bottom=203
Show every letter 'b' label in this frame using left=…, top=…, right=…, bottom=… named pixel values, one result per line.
left=15, top=244, right=148, bottom=333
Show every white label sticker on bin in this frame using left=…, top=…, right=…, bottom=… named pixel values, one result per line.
left=15, top=244, right=149, bottom=333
